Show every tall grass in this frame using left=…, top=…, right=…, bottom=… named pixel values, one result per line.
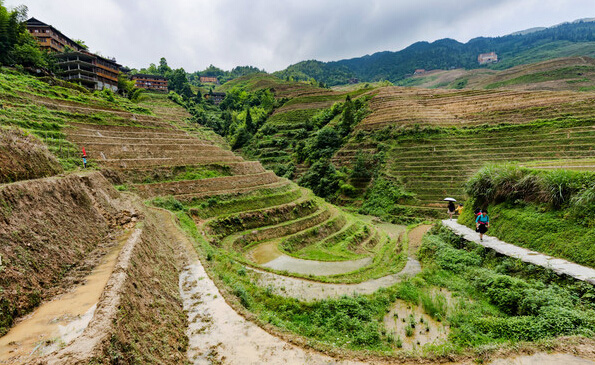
left=465, top=163, right=595, bottom=211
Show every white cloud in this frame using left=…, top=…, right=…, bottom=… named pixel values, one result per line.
left=5, top=0, right=595, bottom=72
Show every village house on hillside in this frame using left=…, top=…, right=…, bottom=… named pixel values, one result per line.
left=26, top=17, right=120, bottom=91
left=131, top=74, right=168, bottom=92
left=200, top=76, right=219, bottom=84
left=205, top=91, right=226, bottom=105
left=414, top=69, right=426, bottom=75
left=478, top=52, right=498, bottom=65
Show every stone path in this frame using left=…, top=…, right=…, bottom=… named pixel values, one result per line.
left=442, top=220, right=595, bottom=285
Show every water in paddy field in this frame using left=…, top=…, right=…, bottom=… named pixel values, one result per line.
left=383, top=299, right=449, bottom=351
left=247, top=240, right=283, bottom=264
left=0, top=230, right=130, bottom=364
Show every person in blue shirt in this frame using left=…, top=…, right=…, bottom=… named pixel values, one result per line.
left=475, top=210, right=490, bottom=241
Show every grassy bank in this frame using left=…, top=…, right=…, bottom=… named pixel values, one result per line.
left=460, top=164, right=595, bottom=267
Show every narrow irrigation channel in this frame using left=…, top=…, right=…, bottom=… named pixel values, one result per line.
left=0, top=228, right=136, bottom=363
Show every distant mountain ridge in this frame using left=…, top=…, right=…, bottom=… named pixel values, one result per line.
left=274, top=19, right=595, bottom=86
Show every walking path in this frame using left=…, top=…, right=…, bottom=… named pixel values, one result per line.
left=442, top=220, right=595, bottom=285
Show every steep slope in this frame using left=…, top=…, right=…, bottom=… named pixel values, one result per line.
left=0, top=127, right=62, bottom=183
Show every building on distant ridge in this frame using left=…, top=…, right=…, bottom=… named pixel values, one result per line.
left=414, top=69, right=426, bottom=75
left=200, top=76, right=219, bottom=84
left=478, top=52, right=498, bottom=65
left=131, top=74, right=168, bottom=92
left=26, top=17, right=120, bottom=91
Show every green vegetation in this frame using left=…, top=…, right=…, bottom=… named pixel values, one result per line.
left=173, top=193, right=595, bottom=356
left=0, top=1, right=54, bottom=70
left=461, top=164, right=595, bottom=267
left=359, top=178, right=416, bottom=223
left=175, top=208, right=404, bottom=352
left=485, top=65, right=595, bottom=89
left=276, top=21, right=595, bottom=85
left=417, top=225, right=595, bottom=346
left=346, top=118, right=595, bottom=220
left=273, top=59, right=354, bottom=87
left=0, top=69, right=154, bottom=170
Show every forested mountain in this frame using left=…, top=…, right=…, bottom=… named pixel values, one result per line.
left=278, top=19, right=595, bottom=85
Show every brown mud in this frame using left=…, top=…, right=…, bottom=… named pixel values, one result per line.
left=172, top=210, right=364, bottom=364
left=0, top=229, right=132, bottom=363
left=0, top=128, right=62, bottom=184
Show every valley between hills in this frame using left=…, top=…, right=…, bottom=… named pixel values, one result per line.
left=2, top=51, right=595, bottom=364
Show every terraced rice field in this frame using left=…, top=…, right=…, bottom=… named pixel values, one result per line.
left=336, top=122, right=595, bottom=209
left=52, top=88, right=402, bottom=282
left=360, top=86, right=595, bottom=129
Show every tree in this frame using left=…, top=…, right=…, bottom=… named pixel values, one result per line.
left=308, top=126, right=342, bottom=161
left=245, top=108, right=255, bottom=134
left=167, top=68, right=193, bottom=98
left=232, top=126, right=251, bottom=149
left=299, top=159, right=340, bottom=199
left=0, top=2, right=50, bottom=69
left=337, top=95, right=355, bottom=136
left=158, top=57, right=171, bottom=75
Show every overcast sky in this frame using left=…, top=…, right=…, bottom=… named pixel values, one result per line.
left=6, top=0, right=595, bottom=72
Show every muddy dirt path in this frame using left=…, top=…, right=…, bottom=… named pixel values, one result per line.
left=151, top=208, right=363, bottom=364
left=407, top=225, right=432, bottom=257
left=485, top=353, right=595, bottom=365
left=0, top=229, right=133, bottom=364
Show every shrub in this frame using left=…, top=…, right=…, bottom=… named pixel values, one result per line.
left=359, top=178, right=415, bottom=220
left=298, top=159, right=340, bottom=199
left=465, top=163, right=595, bottom=210
left=419, top=234, right=482, bottom=272
left=151, top=196, right=184, bottom=211
left=477, top=274, right=530, bottom=315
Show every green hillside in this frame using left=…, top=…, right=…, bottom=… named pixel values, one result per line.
left=279, top=20, right=595, bottom=85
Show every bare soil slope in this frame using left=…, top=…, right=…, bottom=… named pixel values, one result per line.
left=0, top=128, right=62, bottom=183
left=0, top=172, right=135, bottom=336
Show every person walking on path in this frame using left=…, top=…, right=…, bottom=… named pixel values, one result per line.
left=476, top=210, right=490, bottom=241
left=447, top=201, right=456, bottom=220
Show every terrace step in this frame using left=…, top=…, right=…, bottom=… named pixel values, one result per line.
left=175, top=179, right=292, bottom=203
left=100, top=155, right=244, bottom=169
left=206, top=195, right=317, bottom=239
left=67, top=122, right=191, bottom=136
left=134, top=171, right=281, bottom=198
left=225, top=206, right=335, bottom=250
left=85, top=147, right=236, bottom=160
left=112, top=161, right=265, bottom=181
